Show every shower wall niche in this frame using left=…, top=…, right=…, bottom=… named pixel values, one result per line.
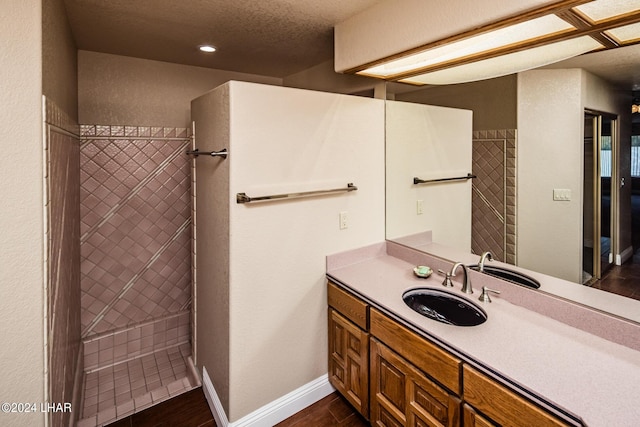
left=77, top=124, right=197, bottom=426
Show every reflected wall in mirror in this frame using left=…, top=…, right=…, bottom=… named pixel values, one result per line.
left=385, top=57, right=635, bottom=314
left=385, top=100, right=472, bottom=252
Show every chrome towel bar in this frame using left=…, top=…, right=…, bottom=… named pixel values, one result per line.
left=237, top=183, right=357, bottom=204
left=186, top=148, right=228, bottom=159
left=413, top=173, right=476, bottom=185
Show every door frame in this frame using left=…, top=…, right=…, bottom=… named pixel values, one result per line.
left=584, top=109, right=619, bottom=283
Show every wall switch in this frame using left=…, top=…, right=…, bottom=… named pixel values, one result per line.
left=339, top=211, right=348, bottom=229
left=417, top=200, right=424, bottom=215
left=553, top=189, right=572, bottom=201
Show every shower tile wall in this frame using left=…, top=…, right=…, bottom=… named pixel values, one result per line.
left=78, top=125, right=195, bottom=426
left=45, top=98, right=82, bottom=427
left=472, top=129, right=517, bottom=264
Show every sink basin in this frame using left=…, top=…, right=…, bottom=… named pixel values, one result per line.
left=402, top=288, right=487, bottom=326
left=469, top=265, right=540, bottom=289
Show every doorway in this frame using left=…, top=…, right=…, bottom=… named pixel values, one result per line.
left=583, top=111, right=617, bottom=284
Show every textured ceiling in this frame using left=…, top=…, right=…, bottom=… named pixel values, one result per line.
left=62, top=0, right=383, bottom=77
left=63, top=0, right=640, bottom=90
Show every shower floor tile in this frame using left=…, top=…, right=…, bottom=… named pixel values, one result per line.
left=77, top=343, right=197, bottom=427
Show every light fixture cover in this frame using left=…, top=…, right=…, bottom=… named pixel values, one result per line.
left=360, top=14, right=574, bottom=79
left=348, top=0, right=640, bottom=85
left=400, top=36, right=603, bottom=85
left=199, top=45, right=216, bottom=53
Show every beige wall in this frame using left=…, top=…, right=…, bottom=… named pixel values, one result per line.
left=193, top=82, right=385, bottom=422
left=395, top=74, right=517, bottom=131
left=518, top=69, right=584, bottom=282
left=385, top=100, right=473, bottom=249
left=0, top=1, right=46, bottom=426
left=42, top=0, right=78, bottom=120
left=283, top=59, right=379, bottom=95
left=78, top=51, right=282, bottom=127
left=517, top=69, right=630, bottom=282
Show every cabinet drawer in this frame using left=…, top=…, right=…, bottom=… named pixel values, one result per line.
left=370, top=308, right=461, bottom=395
left=463, top=365, right=570, bottom=427
left=328, top=281, right=368, bottom=330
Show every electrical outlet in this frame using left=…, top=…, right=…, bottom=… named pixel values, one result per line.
left=417, top=199, right=424, bottom=215
left=339, top=211, right=348, bottom=229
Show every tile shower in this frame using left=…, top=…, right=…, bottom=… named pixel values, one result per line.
left=471, top=129, right=517, bottom=264
left=76, top=125, right=197, bottom=426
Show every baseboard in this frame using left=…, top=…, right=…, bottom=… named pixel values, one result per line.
left=202, top=367, right=229, bottom=427
left=616, top=245, right=634, bottom=265
left=201, top=367, right=335, bottom=427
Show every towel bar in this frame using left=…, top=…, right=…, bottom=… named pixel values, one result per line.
left=237, top=183, right=357, bottom=204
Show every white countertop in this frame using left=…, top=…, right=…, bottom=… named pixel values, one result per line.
left=326, top=242, right=640, bottom=427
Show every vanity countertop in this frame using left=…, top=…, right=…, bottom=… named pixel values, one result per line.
left=326, top=241, right=640, bottom=427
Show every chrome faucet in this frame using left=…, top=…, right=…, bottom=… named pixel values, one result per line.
left=451, top=262, right=473, bottom=294
left=478, top=251, right=493, bottom=272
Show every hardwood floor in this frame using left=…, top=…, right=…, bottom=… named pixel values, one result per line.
left=105, top=388, right=215, bottom=427
left=592, top=249, right=640, bottom=301
left=275, top=392, right=369, bottom=426
left=106, top=388, right=369, bottom=427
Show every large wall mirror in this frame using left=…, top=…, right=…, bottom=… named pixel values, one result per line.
left=385, top=44, right=639, bottom=323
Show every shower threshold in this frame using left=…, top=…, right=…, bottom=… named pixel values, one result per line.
left=76, top=343, right=199, bottom=427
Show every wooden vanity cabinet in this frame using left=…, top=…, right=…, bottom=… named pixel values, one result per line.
left=369, top=308, right=462, bottom=427
left=327, top=281, right=574, bottom=427
left=370, top=338, right=461, bottom=427
left=327, top=282, right=370, bottom=417
left=462, top=404, right=496, bottom=427
left=463, top=365, right=571, bottom=427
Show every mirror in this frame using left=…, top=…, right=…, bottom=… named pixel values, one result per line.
left=384, top=45, right=638, bottom=323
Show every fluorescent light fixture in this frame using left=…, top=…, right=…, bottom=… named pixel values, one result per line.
left=606, top=22, right=640, bottom=43
left=199, top=45, right=216, bottom=53
left=400, top=37, right=603, bottom=85
left=351, top=0, right=640, bottom=85
left=574, top=0, right=640, bottom=22
left=360, top=15, right=574, bottom=79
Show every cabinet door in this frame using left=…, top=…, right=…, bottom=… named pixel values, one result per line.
left=370, top=338, right=460, bottom=427
left=463, top=403, right=497, bottom=427
left=328, top=308, right=369, bottom=417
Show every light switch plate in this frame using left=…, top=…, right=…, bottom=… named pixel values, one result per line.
left=553, top=189, right=571, bottom=201
left=339, top=211, right=348, bottom=229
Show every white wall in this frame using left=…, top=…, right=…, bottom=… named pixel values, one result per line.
left=386, top=101, right=472, bottom=251
left=0, top=1, right=45, bottom=426
left=193, top=82, right=385, bottom=422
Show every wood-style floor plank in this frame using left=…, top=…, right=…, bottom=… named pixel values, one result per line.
left=107, top=388, right=370, bottom=427
left=106, top=388, right=215, bottom=427
left=275, top=392, right=369, bottom=426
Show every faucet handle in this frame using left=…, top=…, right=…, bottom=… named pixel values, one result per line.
left=437, top=269, right=454, bottom=287
left=478, top=286, right=501, bottom=303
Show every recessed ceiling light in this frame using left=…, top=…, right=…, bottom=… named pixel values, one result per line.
left=199, top=45, right=216, bottom=53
